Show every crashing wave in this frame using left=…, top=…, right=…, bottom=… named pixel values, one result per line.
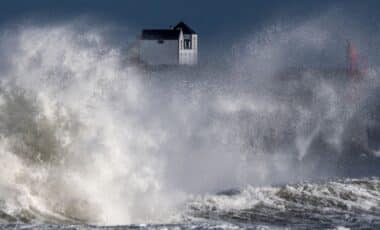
left=0, top=13, right=378, bottom=226
left=186, top=178, right=380, bottom=228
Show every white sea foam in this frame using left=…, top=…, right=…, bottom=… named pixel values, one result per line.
left=0, top=13, right=377, bottom=225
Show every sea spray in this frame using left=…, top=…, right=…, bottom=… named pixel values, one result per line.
left=0, top=14, right=378, bottom=226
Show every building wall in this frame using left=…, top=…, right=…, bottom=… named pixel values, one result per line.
left=140, top=39, right=178, bottom=65
left=179, top=34, right=198, bottom=65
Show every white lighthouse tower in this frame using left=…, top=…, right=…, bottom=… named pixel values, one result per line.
left=175, top=22, right=198, bottom=65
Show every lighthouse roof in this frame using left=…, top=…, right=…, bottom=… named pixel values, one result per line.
left=141, top=29, right=180, bottom=40
left=174, top=22, right=196, bottom=34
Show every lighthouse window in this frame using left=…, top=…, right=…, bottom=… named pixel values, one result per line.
left=184, top=39, right=192, bottom=49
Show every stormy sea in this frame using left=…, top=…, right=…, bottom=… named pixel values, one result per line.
left=0, top=13, right=380, bottom=229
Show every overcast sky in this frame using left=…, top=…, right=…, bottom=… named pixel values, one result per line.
left=1, top=0, right=380, bottom=58
left=1, top=1, right=377, bottom=33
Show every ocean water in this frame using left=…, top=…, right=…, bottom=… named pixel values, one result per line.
left=0, top=14, right=379, bottom=229
left=1, top=178, right=380, bottom=229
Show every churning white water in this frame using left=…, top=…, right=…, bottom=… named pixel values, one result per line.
left=0, top=24, right=179, bottom=224
left=0, top=13, right=379, bottom=227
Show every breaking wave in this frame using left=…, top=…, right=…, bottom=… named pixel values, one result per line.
left=0, top=12, right=378, bottom=227
left=186, top=177, right=380, bottom=229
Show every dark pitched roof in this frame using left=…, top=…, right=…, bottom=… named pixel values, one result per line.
left=141, top=22, right=196, bottom=40
left=174, top=22, right=196, bottom=34
left=141, top=29, right=180, bottom=40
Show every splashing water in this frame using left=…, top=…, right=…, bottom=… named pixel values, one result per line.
left=0, top=13, right=378, bottom=228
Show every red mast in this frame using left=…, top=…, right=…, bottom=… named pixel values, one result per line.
left=347, top=40, right=358, bottom=79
